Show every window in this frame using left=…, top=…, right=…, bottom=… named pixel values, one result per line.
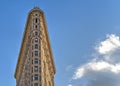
left=35, top=31, right=38, bottom=36
left=35, top=13, right=38, bottom=16
left=35, top=51, right=38, bottom=56
left=35, top=25, right=37, bottom=29
left=35, top=59, right=38, bottom=64
left=35, top=38, right=38, bottom=42
left=35, top=44, right=38, bottom=49
left=34, top=74, right=38, bottom=80
left=35, top=18, right=38, bottom=23
left=34, top=66, right=38, bottom=72
left=34, top=83, right=38, bottom=86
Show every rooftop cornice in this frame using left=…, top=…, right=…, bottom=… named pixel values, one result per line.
left=29, top=7, right=44, bottom=14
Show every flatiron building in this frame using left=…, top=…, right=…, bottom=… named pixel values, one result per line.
left=14, top=7, right=56, bottom=86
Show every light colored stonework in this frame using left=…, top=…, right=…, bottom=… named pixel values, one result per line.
left=14, top=7, right=56, bottom=86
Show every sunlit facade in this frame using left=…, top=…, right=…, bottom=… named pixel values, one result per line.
left=14, top=7, right=56, bottom=86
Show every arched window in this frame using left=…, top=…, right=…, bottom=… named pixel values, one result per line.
left=35, top=31, right=38, bottom=36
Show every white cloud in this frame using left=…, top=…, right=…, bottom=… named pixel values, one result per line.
left=72, top=66, right=85, bottom=79
left=68, top=84, right=72, bottom=86
left=96, top=34, right=120, bottom=54
left=71, top=34, right=120, bottom=86
left=73, top=61, right=120, bottom=80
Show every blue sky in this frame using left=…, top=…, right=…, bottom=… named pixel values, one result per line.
left=1, top=0, right=120, bottom=86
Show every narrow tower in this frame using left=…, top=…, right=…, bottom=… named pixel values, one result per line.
left=14, top=7, right=56, bottom=86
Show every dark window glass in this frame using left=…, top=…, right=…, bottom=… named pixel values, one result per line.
left=35, top=51, right=38, bottom=56
left=35, top=38, right=38, bottom=42
left=34, top=74, right=38, bottom=80
left=34, top=66, right=38, bottom=72
left=36, top=18, right=38, bottom=23
left=35, top=14, right=38, bottom=16
left=34, top=83, right=38, bottom=86
left=35, top=44, right=38, bottom=49
left=35, top=59, right=38, bottom=64
left=35, top=32, right=38, bottom=36
left=36, top=25, right=37, bottom=29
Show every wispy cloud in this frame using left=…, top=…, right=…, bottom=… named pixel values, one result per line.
left=70, top=34, right=120, bottom=86
left=66, top=65, right=74, bottom=71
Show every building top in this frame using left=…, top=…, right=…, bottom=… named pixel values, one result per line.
left=29, top=7, right=44, bottom=14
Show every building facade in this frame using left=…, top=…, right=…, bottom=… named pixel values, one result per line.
left=14, top=7, right=56, bottom=86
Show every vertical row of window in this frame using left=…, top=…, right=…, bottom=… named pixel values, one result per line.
left=31, top=37, right=39, bottom=56
left=31, top=59, right=39, bottom=72
left=31, top=13, right=41, bottom=86
left=31, top=17, right=40, bottom=31
left=34, top=18, right=40, bottom=30
left=32, top=39, right=40, bottom=86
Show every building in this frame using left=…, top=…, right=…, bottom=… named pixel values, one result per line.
left=14, top=7, right=56, bottom=86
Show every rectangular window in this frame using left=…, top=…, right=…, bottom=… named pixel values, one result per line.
left=35, top=51, right=38, bottom=56
left=34, top=74, right=38, bottom=80
left=34, top=66, right=38, bottom=72
left=35, top=44, right=38, bottom=49
left=34, top=83, right=38, bottom=86
left=35, top=25, right=37, bottom=29
left=35, top=59, right=38, bottom=64
left=36, top=18, right=37, bottom=23
left=35, top=38, right=38, bottom=42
